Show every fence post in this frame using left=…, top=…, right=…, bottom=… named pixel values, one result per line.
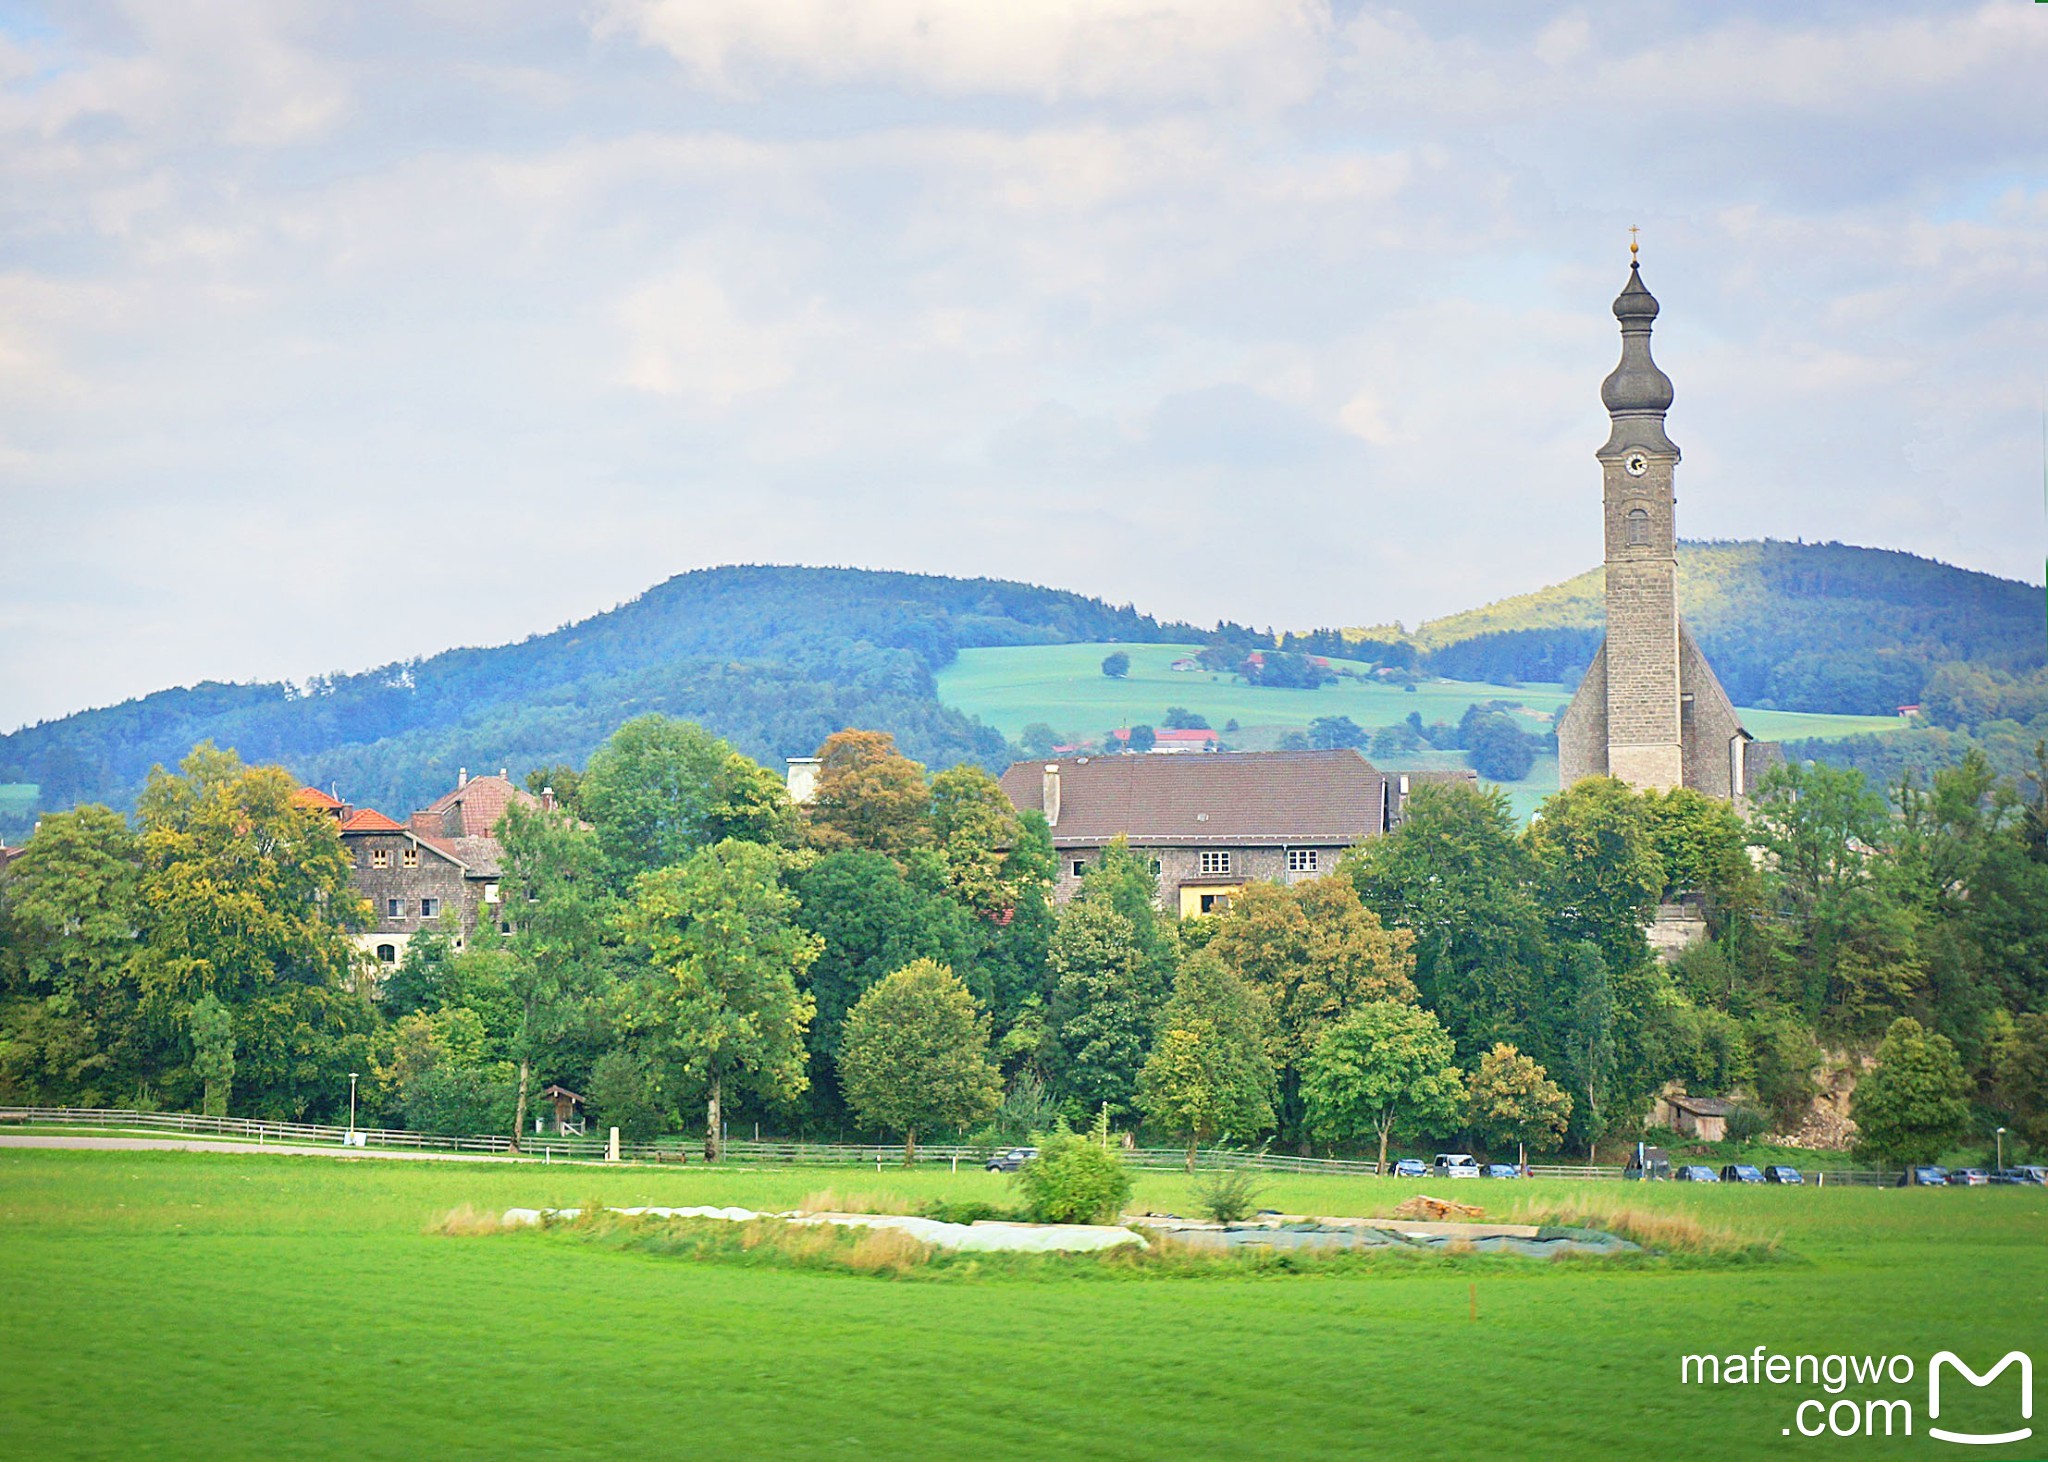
left=608, top=1127, right=620, bottom=1163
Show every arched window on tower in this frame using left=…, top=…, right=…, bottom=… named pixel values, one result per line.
left=1625, top=507, right=1651, bottom=548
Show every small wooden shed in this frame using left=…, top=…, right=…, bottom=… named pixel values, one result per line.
left=540, top=1084, right=585, bottom=1135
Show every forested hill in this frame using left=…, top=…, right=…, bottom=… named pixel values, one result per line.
left=1416, top=540, right=2044, bottom=715
left=0, top=566, right=1201, bottom=824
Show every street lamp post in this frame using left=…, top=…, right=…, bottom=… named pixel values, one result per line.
left=348, top=1071, right=359, bottom=1144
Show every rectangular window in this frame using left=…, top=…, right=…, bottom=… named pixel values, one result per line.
left=1071, top=859, right=1087, bottom=878
left=420, top=896, right=440, bottom=918
left=1199, top=891, right=1232, bottom=915
left=483, top=883, right=500, bottom=904
left=1149, top=860, right=1162, bottom=876
left=371, top=849, right=390, bottom=869
left=401, top=847, right=419, bottom=869
left=1199, top=851, right=1232, bottom=876
left=1287, top=849, right=1319, bottom=873
left=387, top=898, right=405, bottom=919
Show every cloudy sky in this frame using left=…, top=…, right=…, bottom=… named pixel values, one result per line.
left=2, top=1, right=2043, bottom=730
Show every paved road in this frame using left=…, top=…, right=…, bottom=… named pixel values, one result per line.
left=0, top=1133, right=539, bottom=1163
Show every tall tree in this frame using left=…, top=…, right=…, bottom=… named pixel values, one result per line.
left=1525, top=776, right=1663, bottom=975
left=805, top=729, right=931, bottom=856
left=1044, top=898, right=1159, bottom=1119
left=1136, top=950, right=1277, bottom=1168
left=0, top=804, right=147, bottom=1104
left=131, top=746, right=372, bottom=1119
left=1349, top=782, right=1549, bottom=1058
left=579, top=714, right=740, bottom=879
left=837, top=959, right=1001, bottom=1162
left=625, top=838, right=820, bottom=1160
left=187, top=993, right=236, bottom=1117
left=1301, top=1001, right=1465, bottom=1173
left=929, top=764, right=1022, bottom=917
left=1851, top=1016, right=1971, bottom=1167
left=498, top=800, right=612, bottom=1149
left=1557, top=942, right=1616, bottom=1155
left=1466, top=1043, right=1572, bottom=1156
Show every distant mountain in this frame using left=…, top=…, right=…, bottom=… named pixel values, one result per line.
left=1416, top=540, right=2043, bottom=714
left=0, top=566, right=1202, bottom=827
left=3, top=542, right=2039, bottom=836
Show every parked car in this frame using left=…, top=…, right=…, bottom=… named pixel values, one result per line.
left=1389, top=1158, right=1427, bottom=1179
left=1432, top=1153, right=1481, bottom=1179
left=1675, top=1165, right=1720, bottom=1182
left=1898, top=1165, right=1949, bottom=1187
left=1763, top=1165, right=1805, bottom=1184
left=2002, top=1165, right=2047, bottom=1186
left=1482, top=1163, right=1521, bottom=1179
left=1719, top=1164, right=1766, bottom=1184
left=1946, top=1168, right=1989, bottom=1186
left=984, top=1146, right=1038, bottom=1172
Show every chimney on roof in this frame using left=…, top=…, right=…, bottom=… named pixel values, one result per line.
left=498, top=768, right=507, bottom=780
left=785, top=757, right=821, bottom=806
left=1042, top=764, right=1061, bottom=828
left=541, top=785, right=556, bottom=813
left=458, top=767, right=468, bottom=788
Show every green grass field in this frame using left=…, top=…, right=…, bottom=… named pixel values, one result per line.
left=934, top=644, right=1901, bottom=819
left=4, top=1147, right=2040, bottom=1458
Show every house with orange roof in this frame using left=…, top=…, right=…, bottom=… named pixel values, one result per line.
left=302, top=768, right=545, bottom=972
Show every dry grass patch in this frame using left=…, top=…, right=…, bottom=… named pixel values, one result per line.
left=1509, top=1195, right=1782, bottom=1262
left=433, top=1203, right=509, bottom=1236
left=798, top=1189, right=918, bottom=1216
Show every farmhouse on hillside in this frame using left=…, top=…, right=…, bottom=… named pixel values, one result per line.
left=997, top=749, right=1471, bottom=915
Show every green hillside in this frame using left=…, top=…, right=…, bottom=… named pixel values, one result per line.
left=1409, top=539, right=2043, bottom=714
left=933, top=641, right=1899, bottom=818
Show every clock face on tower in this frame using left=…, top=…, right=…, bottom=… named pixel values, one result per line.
left=1623, top=453, right=1648, bottom=477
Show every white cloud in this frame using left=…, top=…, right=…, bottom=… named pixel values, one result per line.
left=599, top=0, right=1332, bottom=105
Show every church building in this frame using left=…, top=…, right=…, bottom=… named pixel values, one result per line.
left=1557, top=248, right=1780, bottom=803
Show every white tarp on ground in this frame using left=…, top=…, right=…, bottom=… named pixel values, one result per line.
left=498, top=1205, right=1145, bottom=1252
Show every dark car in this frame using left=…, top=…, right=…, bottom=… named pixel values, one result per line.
left=1898, top=1165, right=1949, bottom=1187
left=1763, top=1165, right=1805, bottom=1184
left=1946, top=1168, right=1989, bottom=1187
left=984, top=1146, right=1038, bottom=1172
left=1389, top=1158, right=1427, bottom=1179
left=1675, top=1165, right=1720, bottom=1182
left=1482, top=1163, right=1521, bottom=1179
left=1719, top=1164, right=1765, bottom=1184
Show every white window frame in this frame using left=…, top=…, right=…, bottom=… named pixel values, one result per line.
left=1071, top=859, right=1087, bottom=878
left=1199, top=850, right=1232, bottom=877
left=1287, top=848, right=1319, bottom=873
left=387, top=898, right=406, bottom=919
left=371, top=849, right=390, bottom=869
left=420, top=896, right=441, bottom=918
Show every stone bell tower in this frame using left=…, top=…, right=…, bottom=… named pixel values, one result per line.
left=1557, top=243, right=1776, bottom=802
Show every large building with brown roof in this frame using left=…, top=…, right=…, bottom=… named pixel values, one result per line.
left=296, top=770, right=542, bottom=970
left=997, top=750, right=1468, bottom=916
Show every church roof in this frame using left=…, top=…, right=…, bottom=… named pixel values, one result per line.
left=1601, top=262, right=1676, bottom=416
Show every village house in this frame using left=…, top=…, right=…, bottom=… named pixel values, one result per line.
left=295, top=769, right=547, bottom=970
left=995, top=749, right=1471, bottom=916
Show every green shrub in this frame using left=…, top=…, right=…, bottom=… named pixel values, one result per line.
left=916, top=1198, right=1022, bottom=1226
left=402, top=1063, right=515, bottom=1136
left=1723, top=1104, right=1770, bottom=1144
left=1189, top=1167, right=1267, bottom=1225
left=1013, top=1124, right=1134, bottom=1224
left=587, top=1049, right=672, bottom=1143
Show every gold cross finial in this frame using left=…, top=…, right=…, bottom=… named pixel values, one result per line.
left=1629, top=224, right=1640, bottom=258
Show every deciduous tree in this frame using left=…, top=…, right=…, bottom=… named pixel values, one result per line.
left=805, top=729, right=931, bottom=856
left=838, top=959, right=1001, bottom=1162
left=579, top=714, right=740, bottom=878
left=1466, top=1043, right=1571, bottom=1155
left=625, top=838, right=820, bottom=1161
left=1851, top=1016, right=1971, bottom=1167
left=1136, top=951, right=1276, bottom=1168
left=1302, top=1001, right=1464, bottom=1173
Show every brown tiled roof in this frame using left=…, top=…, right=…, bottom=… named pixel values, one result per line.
left=412, top=775, right=538, bottom=839
left=1668, top=1094, right=1738, bottom=1117
left=293, top=787, right=345, bottom=810
left=998, top=750, right=1388, bottom=847
left=339, top=808, right=406, bottom=833
left=416, top=834, right=506, bottom=878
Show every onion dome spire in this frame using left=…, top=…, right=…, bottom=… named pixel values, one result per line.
left=1598, top=232, right=1679, bottom=457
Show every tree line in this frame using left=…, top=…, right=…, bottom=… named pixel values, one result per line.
left=4, top=717, right=2045, bottom=1168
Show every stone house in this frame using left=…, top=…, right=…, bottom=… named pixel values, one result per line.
left=297, top=770, right=543, bottom=970
left=1652, top=1090, right=1737, bottom=1142
left=995, top=749, right=1455, bottom=916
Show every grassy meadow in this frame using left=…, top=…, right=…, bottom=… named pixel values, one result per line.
left=3, top=1147, right=2041, bottom=1459
left=934, top=643, right=1899, bottom=819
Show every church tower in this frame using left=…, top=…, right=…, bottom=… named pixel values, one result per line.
left=1557, top=244, right=1776, bottom=802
